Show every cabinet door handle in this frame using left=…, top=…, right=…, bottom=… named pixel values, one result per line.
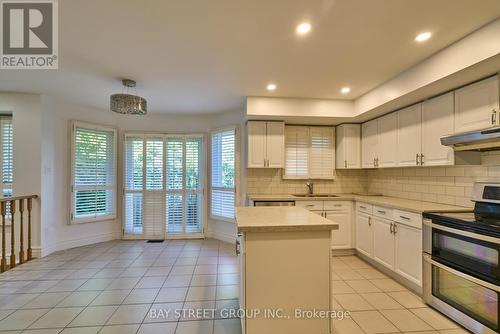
left=344, top=160, right=347, bottom=168
left=235, top=240, right=241, bottom=255
left=399, top=215, right=410, bottom=220
left=306, top=204, right=315, bottom=208
left=420, top=154, right=424, bottom=165
left=393, top=223, right=397, bottom=234
left=360, top=206, right=366, bottom=209
left=390, top=222, right=394, bottom=234
left=368, top=216, right=371, bottom=226
left=492, top=109, right=497, bottom=125
left=416, top=153, right=420, bottom=165
left=377, top=210, right=386, bottom=214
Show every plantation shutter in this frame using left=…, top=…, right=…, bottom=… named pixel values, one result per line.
left=284, top=126, right=309, bottom=178
left=166, top=137, right=184, bottom=234
left=309, top=127, right=335, bottom=179
left=210, top=129, right=235, bottom=220
left=124, top=136, right=143, bottom=234
left=143, top=137, right=164, bottom=237
left=0, top=117, right=13, bottom=198
left=72, top=123, right=116, bottom=223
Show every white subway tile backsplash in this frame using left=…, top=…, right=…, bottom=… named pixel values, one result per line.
left=246, top=152, right=499, bottom=209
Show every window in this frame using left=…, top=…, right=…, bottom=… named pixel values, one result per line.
left=210, top=128, right=236, bottom=220
left=0, top=116, right=13, bottom=198
left=71, top=122, right=117, bottom=223
left=284, top=126, right=334, bottom=179
left=123, top=134, right=205, bottom=238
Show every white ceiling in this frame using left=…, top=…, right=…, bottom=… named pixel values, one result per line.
left=1, top=0, right=500, bottom=114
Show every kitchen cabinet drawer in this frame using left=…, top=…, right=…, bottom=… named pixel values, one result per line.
left=356, top=202, right=372, bottom=214
left=393, top=209, right=422, bottom=229
left=373, top=205, right=393, bottom=219
left=323, top=201, right=350, bottom=211
left=295, top=201, right=323, bottom=211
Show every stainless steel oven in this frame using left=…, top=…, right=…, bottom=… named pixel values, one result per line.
left=423, top=183, right=500, bottom=334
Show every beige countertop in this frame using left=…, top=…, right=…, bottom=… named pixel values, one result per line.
left=248, top=193, right=470, bottom=214
left=236, top=206, right=339, bottom=233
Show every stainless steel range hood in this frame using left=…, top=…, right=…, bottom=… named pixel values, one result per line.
left=441, top=126, right=500, bottom=151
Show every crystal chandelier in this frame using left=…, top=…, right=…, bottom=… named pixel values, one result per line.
left=110, top=79, right=147, bottom=115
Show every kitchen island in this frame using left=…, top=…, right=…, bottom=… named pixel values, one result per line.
left=236, top=206, right=338, bottom=334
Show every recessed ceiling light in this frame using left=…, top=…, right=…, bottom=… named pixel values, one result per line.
left=267, top=83, right=277, bottom=91
left=415, top=32, right=432, bottom=42
left=340, top=87, right=351, bottom=94
left=296, top=22, right=312, bottom=35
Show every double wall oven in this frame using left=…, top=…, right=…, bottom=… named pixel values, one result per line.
left=423, top=183, right=500, bottom=334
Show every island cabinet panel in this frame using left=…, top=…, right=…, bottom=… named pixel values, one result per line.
left=239, top=230, right=331, bottom=334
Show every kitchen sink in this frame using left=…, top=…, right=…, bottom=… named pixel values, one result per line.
left=292, top=194, right=339, bottom=198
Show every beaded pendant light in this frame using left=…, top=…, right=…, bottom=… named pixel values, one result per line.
left=110, top=79, right=147, bottom=115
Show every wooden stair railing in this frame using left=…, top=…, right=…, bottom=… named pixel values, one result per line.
left=0, top=195, right=38, bottom=273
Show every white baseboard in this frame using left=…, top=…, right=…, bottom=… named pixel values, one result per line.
left=206, top=229, right=236, bottom=244
left=40, top=231, right=121, bottom=257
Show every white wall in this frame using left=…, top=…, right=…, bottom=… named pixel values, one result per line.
left=40, top=96, right=121, bottom=256
left=0, top=93, right=244, bottom=256
left=0, top=93, right=42, bottom=256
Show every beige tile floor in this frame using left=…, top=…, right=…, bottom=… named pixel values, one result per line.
left=0, top=239, right=240, bottom=334
left=0, top=240, right=471, bottom=334
left=331, top=255, right=471, bottom=334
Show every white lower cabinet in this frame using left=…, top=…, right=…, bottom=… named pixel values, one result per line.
left=355, top=211, right=373, bottom=257
left=372, top=216, right=395, bottom=269
left=355, top=202, right=423, bottom=287
left=325, top=211, right=351, bottom=249
left=394, top=223, right=422, bottom=286
left=297, top=200, right=352, bottom=250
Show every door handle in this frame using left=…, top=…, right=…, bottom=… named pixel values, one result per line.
left=235, top=239, right=241, bottom=255
left=416, top=153, right=419, bottom=165
left=390, top=222, right=394, bottom=234
left=420, top=154, right=424, bottom=165
left=492, top=109, right=497, bottom=125
left=344, top=160, right=347, bottom=169
left=393, top=223, right=397, bottom=234
left=368, top=216, right=371, bottom=226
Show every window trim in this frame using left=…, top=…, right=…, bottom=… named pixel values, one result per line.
left=0, top=116, right=13, bottom=198
left=209, top=125, right=240, bottom=223
left=283, top=125, right=336, bottom=180
left=70, top=121, right=118, bottom=225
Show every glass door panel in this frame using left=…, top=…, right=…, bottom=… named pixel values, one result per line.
left=124, top=134, right=205, bottom=239
left=432, top=229, right=500, bottom=283
left=433, top=266, right=499, bottom=331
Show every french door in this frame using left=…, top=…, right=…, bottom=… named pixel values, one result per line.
left=123, top=134, right=205, bottom=239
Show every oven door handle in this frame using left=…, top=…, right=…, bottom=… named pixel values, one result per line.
left=423, top=254, right=500, bottom=292
left=426, top=221, right=500, bottom=244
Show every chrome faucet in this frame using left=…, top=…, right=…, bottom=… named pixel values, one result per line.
left=306, top=181, right=314, bottom=195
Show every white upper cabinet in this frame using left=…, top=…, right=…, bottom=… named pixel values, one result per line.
left=336, top=124, right=361, bottom=169
left=361, top=119, right=378, bottom=168
left=397, top=104, right=422, bottom=167
left=377, top=113, right=398, bottom=168
left=309, top=127, right=335, bottom=179
left=454, top=76, right=499, bottom=133
left=247, top=121, right=284, bottom=168
left=421, top=92, right=455, bottom=166
left=247, top=121, right=267, bottom=168
left=266, top=122, right=285, bottom=168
